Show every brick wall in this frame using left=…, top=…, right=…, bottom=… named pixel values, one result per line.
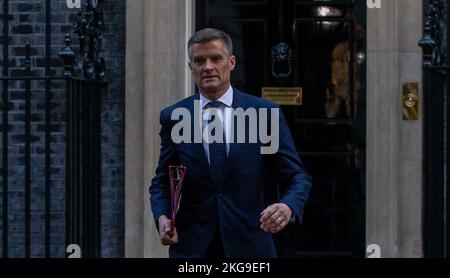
left=0, top=0, right=125, bottom=258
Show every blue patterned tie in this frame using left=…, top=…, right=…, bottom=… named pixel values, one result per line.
left=206, top=101, right=227, bottom=186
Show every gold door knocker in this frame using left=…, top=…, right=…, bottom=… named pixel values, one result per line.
left=403, top=82, right=419, bottom=120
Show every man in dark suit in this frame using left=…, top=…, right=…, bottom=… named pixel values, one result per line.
left=150, top=28, right=312, bottom=258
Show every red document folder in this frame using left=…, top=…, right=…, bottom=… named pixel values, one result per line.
left=169, top=165, right=187, bottom=233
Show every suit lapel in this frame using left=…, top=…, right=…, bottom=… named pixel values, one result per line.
left=187, top=93, right=213, bottom=184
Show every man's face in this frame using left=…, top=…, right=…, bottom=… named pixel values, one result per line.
left=189, top=39, right=236, bottom=96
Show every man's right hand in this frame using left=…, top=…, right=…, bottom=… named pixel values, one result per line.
left=158, top=215, right=179, bottom=245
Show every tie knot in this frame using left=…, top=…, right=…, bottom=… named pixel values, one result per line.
left=206, top=101, right=222, bottom=109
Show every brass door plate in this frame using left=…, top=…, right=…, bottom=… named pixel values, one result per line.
left=262, top=87, right=302, bottom=105
left=403, top=83, right=419, bottom=120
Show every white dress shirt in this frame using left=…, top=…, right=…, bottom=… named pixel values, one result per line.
left=199, top=86, right=233, bottom=163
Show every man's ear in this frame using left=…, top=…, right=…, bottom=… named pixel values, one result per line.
left=188, top=62, right=193, bottom=72
left=230, top=55, right=236, bottom=70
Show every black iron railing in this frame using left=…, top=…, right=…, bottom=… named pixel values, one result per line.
left=64, top=76, right=104, bottom=258
left=1, top=46, right=66, bottom=258
left=1, top=0, right=106, bottom=258
left=1, top=0, right=66, bottom=258
left=60, top=0, right=107, bottom=257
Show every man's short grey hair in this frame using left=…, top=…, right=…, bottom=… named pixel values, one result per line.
left=188, top=28, right=233, bottom=60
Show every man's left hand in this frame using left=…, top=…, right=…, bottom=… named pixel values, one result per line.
left=260, top=203, right=292, bottom=233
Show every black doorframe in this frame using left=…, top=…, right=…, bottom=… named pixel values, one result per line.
left=419, top=0, right=450, bottom=258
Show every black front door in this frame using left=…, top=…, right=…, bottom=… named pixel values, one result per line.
left=197, top=0, right=366, bottom=257
left=420, top=0, right=450, bottom=258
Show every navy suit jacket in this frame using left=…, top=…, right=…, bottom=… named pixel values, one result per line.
left=149, top=88, right=312, bottom=258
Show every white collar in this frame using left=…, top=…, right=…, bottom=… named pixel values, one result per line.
left=200, top=86, right=233, bottom=109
